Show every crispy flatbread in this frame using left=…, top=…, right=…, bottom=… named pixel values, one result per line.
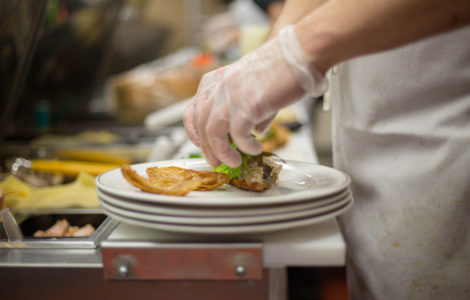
left=194, top=170, right=228, bottom=191
left=121, top=165, right=228, bottom=196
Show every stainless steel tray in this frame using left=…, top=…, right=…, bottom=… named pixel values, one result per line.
left=0, top=209, right=119, bottom=249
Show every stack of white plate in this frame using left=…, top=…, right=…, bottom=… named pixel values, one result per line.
left=96, top=159, right=353, bottom=235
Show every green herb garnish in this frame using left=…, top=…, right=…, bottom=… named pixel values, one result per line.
left=261, top=129, right=276, bottom=141
left=214, top=163, right=242, bottom=180
left=213, top=142, right=252, bottom=180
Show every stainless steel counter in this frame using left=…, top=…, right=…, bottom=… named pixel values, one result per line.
left=0, top=248, right=102, bottom=268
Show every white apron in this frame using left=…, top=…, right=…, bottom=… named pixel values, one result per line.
left=330, top=26, right=470, bottom=299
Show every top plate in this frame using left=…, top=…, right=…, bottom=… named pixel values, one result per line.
left=95, top=159, right=350, bottom=207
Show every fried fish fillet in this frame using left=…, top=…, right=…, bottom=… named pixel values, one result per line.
left=230, top=157, right=282, bottom=192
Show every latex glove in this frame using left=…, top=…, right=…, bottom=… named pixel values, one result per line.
left=184, top=25, right=328, bottom=167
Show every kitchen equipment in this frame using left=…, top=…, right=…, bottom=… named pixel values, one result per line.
left=96, top=159, right=351, bottom=206
left=96, top=158, right=352, bottom=235
left=99, top=192, right=351, bottom=226
left=0, top=209, right=118, bottom=249
left=144, top=97, right=191, bottom=130
left=0, top=208, right=24, bottom=241
left=31, top=159, right=120, bottom=177
left=2, top=172, right=100, bottom=210
left=97, top=187, right=350, bottom=217
left=99, top=200, right=352, bottom=235
left=0, top=186, right=4, bottom=208
left=7, top=157, right=120, bottom=177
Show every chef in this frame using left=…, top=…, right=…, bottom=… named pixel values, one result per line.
left=183, top=0, right=470, bottom=299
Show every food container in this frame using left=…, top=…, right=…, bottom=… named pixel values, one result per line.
left=0, top=209, right=119, bottom=249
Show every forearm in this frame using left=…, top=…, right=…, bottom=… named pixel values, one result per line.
left=270, top=0, right=327, bottom=36
left=295, top=0, right=470, bottom=74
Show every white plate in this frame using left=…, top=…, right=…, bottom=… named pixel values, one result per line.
left=96, top=159, right=351, bottom=207
left=101, top=199, right=353, bottom=235
left=99, top=194, right=351, bottom=225
left=97, top=188, right=350, bottom=217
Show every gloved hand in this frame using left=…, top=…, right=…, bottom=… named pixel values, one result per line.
left=184, top=25, right=328, bottom=167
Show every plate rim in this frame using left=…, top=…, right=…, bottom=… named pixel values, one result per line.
left=99, top=194, right=352, bottom=225
left=101, top=199, right=353, bottom=235
left=96, top=187, right=351, bottom=217
left=96, top=158, right=351, bottom=207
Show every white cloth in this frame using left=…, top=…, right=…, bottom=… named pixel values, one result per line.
left=331, top=26, right=470, bottom=299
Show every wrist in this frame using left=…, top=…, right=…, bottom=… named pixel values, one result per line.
left=293, top=11, right=341, bottom=75
left=278, top=25, right=328, bottom=97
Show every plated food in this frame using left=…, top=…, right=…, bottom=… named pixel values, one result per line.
left=214, top=153, right=282, bottom=192
left=121, top=147, right=283, bottom=195
left=98, top=158, right=353, bottom=235
left=121, top=165, right=228, bottom=196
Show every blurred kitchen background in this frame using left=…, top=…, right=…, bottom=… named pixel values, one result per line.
left=1, top=0, right=223, bottom=139
left=0, top=0, right=332, bottom=163
left=0, top=1, right=338, bottom=299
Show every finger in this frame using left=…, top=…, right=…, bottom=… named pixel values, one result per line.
left=200, top=140, right=221, bottom=167
left=212, top=134, right=241, bottom=168
left=255, top=114, right=276, bottom=132
left=183, top=100, right=201, bottom=147
left=230, top=111, right=262, bottom=156
left=188, top=71, right=220, bottom=163
left=193, top=94, right=221, bottom=167
left=206, top=104, right=241, bottom=167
